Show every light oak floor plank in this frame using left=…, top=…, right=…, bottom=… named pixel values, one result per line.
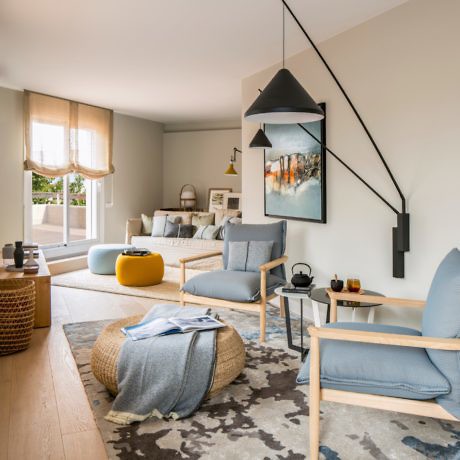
left=62, top=429, right=107, bottom=460
left=5, top=285, right=172, bottom=459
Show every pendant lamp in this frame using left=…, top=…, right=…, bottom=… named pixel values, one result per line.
left=249, top=127, right=272, bottom=149
left=244, top=4, right=324, bottom=124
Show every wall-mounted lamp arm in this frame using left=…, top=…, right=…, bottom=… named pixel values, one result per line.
left=231, top=147, right=242, bottom=162
left=281, top=0, right=406, bottom=214
left=298, top=124, right=399, bottom=215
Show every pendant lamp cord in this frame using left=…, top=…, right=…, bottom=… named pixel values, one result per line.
left=282, top=4, right=285, bottom=68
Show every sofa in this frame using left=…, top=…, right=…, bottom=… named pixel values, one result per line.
left=126, top=209, right=241, bottom=269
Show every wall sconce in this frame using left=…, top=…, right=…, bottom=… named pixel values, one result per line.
left=224, top=147, right=242, bottom=176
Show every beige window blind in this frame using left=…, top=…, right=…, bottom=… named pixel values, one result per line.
left=24, top=90, right=114, bottom=179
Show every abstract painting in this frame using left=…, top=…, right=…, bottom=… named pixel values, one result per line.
left=264, top=103, right=326, bottom=223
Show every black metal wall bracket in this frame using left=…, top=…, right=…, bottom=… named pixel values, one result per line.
left=282, top=0, right=410, bottom=278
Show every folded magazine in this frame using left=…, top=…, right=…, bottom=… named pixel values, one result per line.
left=121, top=315, right=225, bottom=341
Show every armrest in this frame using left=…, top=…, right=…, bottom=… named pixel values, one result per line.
left=125, top=218, right=142, bottom=244
left=326, top=288, right=425, bottom=309
left=179, top=251, right=223, bottom=265
left=308, top=326, right=460, bottom=351
left=259, top=255, right=288, bottom=272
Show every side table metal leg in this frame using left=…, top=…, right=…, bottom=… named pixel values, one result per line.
left=284, top=297, right=295, bottom=351
left=368, top=307, right=375, bottom=323
left=300, top=299, right=304, bottom=355
left=312, top=300, right=321, bottom=327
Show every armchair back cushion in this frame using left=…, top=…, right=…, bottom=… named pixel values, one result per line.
left=422, top=248, right=460, bottom=418
left=223, top=221, right=287, bottom=279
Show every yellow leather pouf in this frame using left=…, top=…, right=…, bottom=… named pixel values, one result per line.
left=115, top=253, right=164, bottom=287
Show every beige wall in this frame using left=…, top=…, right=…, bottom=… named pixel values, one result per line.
left=104, top=113, right=163, bottom=242
left=242, top=0, right=460, bottom=327
left=0, top=87, right=24, bottom=244
left=0, top=87, right=164, bottom=246
left=163, top=129, right=241, bottom=210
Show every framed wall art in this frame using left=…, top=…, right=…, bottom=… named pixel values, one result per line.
left=264, top=103, right=326, bottom=223
left=208, top=188, right=232, bottom=213
left=223, top=192, right=242, bottom=212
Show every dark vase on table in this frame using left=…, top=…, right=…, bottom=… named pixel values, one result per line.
left=14, top=241, right=24, bottom=268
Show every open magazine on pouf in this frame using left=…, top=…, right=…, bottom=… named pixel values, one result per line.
left=121, top=315, right=225, bottom=341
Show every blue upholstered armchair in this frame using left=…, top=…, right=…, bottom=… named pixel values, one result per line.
left=298, top=248, right=460, bottom=459
left=179, top=221, right=288, bottom=342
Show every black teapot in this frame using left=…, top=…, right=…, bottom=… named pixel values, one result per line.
left=291, top=263, right=314, bottom=288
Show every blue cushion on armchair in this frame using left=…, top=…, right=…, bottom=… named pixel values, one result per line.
left=181, top=270, right=285, bottom=303
left=297, top=322, right=450, bottom=400
left=422, top=248, right=460, bottom=419
left=223, top=221, right=287, bottom=279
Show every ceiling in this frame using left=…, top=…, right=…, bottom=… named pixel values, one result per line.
left=0, top=0, right=407, bottom=126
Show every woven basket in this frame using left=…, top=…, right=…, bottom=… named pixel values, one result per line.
left=91, top=315, right=245, bottom=397
left=0, top=279, right=35, bottom=355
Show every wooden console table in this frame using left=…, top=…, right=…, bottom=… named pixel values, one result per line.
left=0, top=250, right=51, bottom=328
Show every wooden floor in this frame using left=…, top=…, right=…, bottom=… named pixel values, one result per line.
left=0, top=285, right=160, bottom=460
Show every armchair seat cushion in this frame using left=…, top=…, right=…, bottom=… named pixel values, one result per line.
left=297, top=322, right=450, bottom=400
left=181, top=270, right=285, bottom=303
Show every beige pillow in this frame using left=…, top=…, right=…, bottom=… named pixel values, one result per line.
left=141, top=214, right=153, bottom=235
left=154, top=210, right=192, bottom=225
left=214, top=209, right=242, bottom=226
left=192, top=213, right=214, bottom=226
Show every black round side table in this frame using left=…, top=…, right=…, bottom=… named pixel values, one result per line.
left=310, top=288, right=384, bottom=323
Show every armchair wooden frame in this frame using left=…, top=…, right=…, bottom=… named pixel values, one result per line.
left=179, top=251, right=288, bottom=342
left=308, top=289, right=459, bottom=459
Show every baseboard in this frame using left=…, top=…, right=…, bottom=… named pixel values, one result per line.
left=48, top=255, right=88, bottom=276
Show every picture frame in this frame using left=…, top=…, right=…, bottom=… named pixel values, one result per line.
left=223, top=192, right=242, bottom=211
left=208, top=188, right=232, bottom=213
left=264, top=102, right=326, bottom=223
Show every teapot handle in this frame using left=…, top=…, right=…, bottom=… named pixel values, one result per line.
left=291, top=262, right=312, bottom=276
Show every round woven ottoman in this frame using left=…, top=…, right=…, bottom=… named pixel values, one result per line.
left=88, top=244, right=133, bottom=275
left=116, top=253, right=164, bottom=287
left=91, top=315, right=245, bottom=398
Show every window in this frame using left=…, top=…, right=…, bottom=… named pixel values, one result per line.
left=23, top=91, right=113, bottom=256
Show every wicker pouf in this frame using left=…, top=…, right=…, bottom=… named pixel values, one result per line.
left=0, top=279, right=35, bottom=355
left=91, top=315, right=245, bottom=398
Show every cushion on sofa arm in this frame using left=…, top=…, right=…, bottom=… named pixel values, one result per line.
left=214, top=209, right=241, bottom=226
left=297, top=322, right=450, bottom=401
left=125, top=218, right=142, bottom=244
left=181, top=270, right=285, bottom=302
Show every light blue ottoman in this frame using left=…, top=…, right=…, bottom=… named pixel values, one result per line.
left=88, top=244, right=133, bottom=275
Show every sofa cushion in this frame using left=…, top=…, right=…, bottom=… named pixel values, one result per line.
left=297, top=322, right=450, bottom=400
left=192, top=213, right=214, bottom=226
left=422, top=248, right=460, bottom=418
left=151, top=215, right=181, bottom=237
left=223, top=221, right=286, bottom=279
left=217, top=216, right=242, bottom=240
left=181, top=270, right=285, bottom=302
left=193, top=225, right=220, bottom=240
left=164, top=221, right=194, bottom=238
left=154, top=210, right=192, bottom=225
left=214, top=209, right=241, bottom=226
left=141, top=214, right=153, bottom=235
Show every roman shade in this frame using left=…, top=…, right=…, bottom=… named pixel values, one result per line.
left=24, top=90, right=114, bottom=179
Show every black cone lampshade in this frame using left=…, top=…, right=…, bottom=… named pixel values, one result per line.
left=249, top=128, right=272, bottom=149
left=244, top=68, right=324, bottom=124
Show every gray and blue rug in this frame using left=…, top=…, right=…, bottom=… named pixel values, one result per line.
left=63, top=305, right=460, bottom=459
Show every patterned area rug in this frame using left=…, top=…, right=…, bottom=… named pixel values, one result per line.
left=64, top=306, right=460, bottom=459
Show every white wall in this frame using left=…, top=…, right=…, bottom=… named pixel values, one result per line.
left=242, top=0, right=460, bottom=328
left=163, top=129, right=241, bottom=210
left=0, top=87, right=164, bottom=246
